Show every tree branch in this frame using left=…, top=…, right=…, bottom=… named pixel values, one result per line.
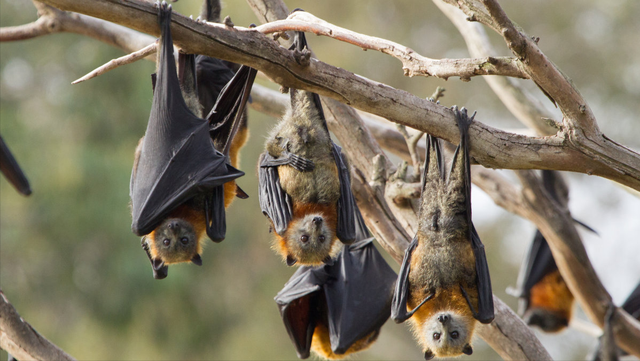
left=0, top=17, right=51, bottom=41
left=30, top=0, right=640, bottom=191
left=72, top=41, right=157, bottom=84
left=0, top=289, right=76, bottom=361
left=254, top=12, right=529, bottom=81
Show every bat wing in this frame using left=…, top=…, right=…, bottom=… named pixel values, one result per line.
left=324, top=235, right=397, bottom=354
left=622, top=281, right=640, bottom=319
left=518, top=231, right=558, bottom=301
left=332, top=143, right=356, bottom=245
left=452, top=106, right=495, bottom=323
left=0, top=135, right=31, bottom=196
left=470, top=224, right=495, bottom=323
left=196, top=55, right=235, bottom=118
left=391, top=236, right=425, bottom=323
left=275, top=265, right=328, bottom=359
left=258, top=152, right=293, bottom=235
left=206, top=65, right=257, bottom=156
left=130, top=4, right=243, bottom=237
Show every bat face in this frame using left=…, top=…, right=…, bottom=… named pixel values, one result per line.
left=311, top=322, right=380, bottom=359
left=280, top=212, right=337, bottom=266
left=146, top=217, right=203, bottom=266
left=416, top=312, right=474, bottom=359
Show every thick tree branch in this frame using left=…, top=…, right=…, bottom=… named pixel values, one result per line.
left=29, top=0, right=640, bottom=191
left=0, top=289, right=76, bottom=361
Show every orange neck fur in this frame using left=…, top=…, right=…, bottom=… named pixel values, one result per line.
left=529, top=270, right=574, bottom=318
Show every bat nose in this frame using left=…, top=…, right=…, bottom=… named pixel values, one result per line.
left=438, top=314, right=449, bottom=324
left=312, top=217, right=323, bottom=226
left=168, top=221, right=180, bottom=230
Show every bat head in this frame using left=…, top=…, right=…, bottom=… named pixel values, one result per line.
left=419, top=312, right=475, bottom=358
left=279, top=212, right=337, bottom=266
left=523, top=308, right=569, bottom=332
left=146, top=217, right=203, bottom=266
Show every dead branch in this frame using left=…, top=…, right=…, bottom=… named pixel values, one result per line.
left=0, top=17, right=52, bottom=41
left=72, top=41, right=157, bottom=84
left=254, top=12, right=529, bottom=81
left=29, top=0, right=640, bottom=191
left=0, top=289, right=76, bottom=361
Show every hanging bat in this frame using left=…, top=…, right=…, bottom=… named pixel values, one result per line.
left=591, top=281, right=640, bottom=361
left=391, top=107, right=494, bottom=360
left=514, top=170, right=597, bottom=332
left=130, top=2, right=256, bottom=279
left=275, top=208, right=397, bottom=359
left=258, top=30, right=357, bottom=267
left=0, top=135, right=31, bottom=196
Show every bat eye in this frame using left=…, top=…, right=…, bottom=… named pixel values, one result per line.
left=180, top=237, right=189, bottom=245
left=163, top=239, right=170, bottom=246
left=450, top=331, right=459, bottom=339
left=318, top=235, right=326, bottom=242
left=433, top=332, right=441, bottom=340
left=300, top=235, right=309, bottom=243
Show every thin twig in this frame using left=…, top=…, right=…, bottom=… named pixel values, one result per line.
left=72, top=41, right=157, bottom=84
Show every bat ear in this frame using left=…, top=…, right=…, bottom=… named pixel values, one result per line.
left=286, top=255, right=297, bottom=266
left=424, top=349, right=435, bottom=360
left=151, top=258, right=165, bottom=271
left=191, top=254, right=203, bottom=266
left=235, top=185, right=249, bottom=199
left=322, top=255, right=333, bottom=265
left=462, top=344, right=473, bottom=355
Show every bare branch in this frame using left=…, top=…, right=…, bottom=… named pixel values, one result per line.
left=0, top=289, right=76, bottom=361
left=0, top=17, right=51, bottom=41
left=28, top=0, right=640, bottom=191
left=433, top=0, right=557, bottom=136
left=72, top=41, right=157, bottom=84
left=254, top=12, right=529, bottom=81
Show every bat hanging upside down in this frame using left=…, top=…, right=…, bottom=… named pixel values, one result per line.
left=392, top=107, right=494, bottom=359
left=130, top=1, right=256, bottom=279
left=275, top=208, right=397, bottom=360
left=258, top=29, right=357, bottom=267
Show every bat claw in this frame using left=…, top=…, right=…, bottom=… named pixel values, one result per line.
left=289, top=153, right=314, bottom=172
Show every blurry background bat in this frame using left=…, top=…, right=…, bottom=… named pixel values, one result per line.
left=591, top=281, right=640, bottom=361
left=259, top=29, right=356, bottom=267
left=275, top=208, right=396, bottom=359
left=0, top=135, right=31, bottom=196
left=513, top=170, right=597, bottom=332
left=130, top=2, right=256, bottom=279
left=391, top=107, right=494, bottom=360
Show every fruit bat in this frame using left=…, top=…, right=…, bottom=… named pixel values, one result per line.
left=591, top=281, right=640, bottom=361
left=258, top=31, right=357, bottom=267
left=275, top=208, right=397, bottom=359
left=130, top=2, right=256, bottom=279
left=0, top=135, right=31, bottom=196
left=391, top=107, right=494, bottom=360
left=514, top=170, right=597, bottom=332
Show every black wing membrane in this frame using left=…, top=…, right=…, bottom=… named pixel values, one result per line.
left=0, top=135, right=31, bottom=196
left=453, top=107, right=494, bottom=323
left=275, top=208, right=396, bottom=358
left=258, top=153, right=293, bottom=235
left=332, top=143, right=356, bottom=244
left=391, top=236, right=422, bottom=323
left=130, top=4, right=244, bottom=237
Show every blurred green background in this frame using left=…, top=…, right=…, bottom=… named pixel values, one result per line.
left=1, top=0, right=639, bottom=360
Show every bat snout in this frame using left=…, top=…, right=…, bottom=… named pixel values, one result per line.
left=438, top=314, right=450, bottom=324
left=312, top=216, right=323, bottom=226
left=168, top=220, right=180, bottom=231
